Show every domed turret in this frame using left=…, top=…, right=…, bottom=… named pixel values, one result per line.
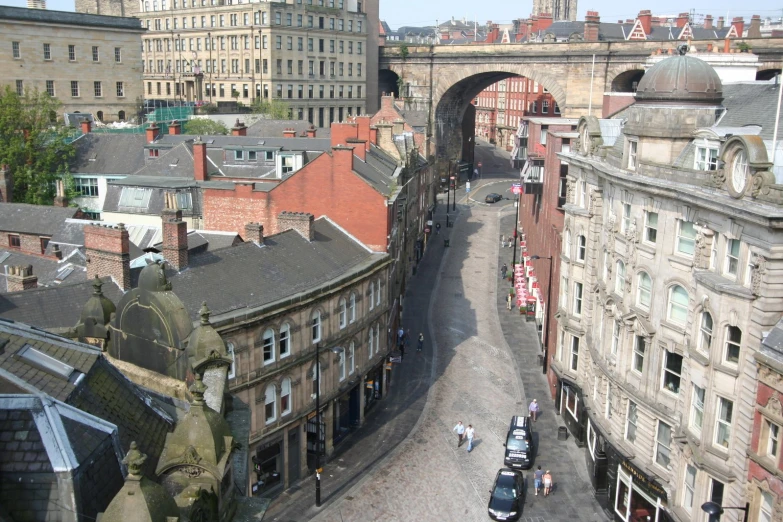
left=138, top=261, right=173, bottom=292
left=188, top=301, right=230, bottom=373
left=75, top=276, right=116, bottom=349
left=635, top=46, right=723, bottom=104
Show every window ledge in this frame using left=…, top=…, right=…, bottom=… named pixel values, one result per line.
left=748, top=451, right=783, bottom=479
left=688, top=349, right=710, bottom=367
left=562, top=203, right=589, bottom=216
left=714, top=364, right=740, bottom=378
left=705, top=444, right=731, bottom=462
left=693, top=270, right=754, bottom=300
left=637, top=242, right=656, bottom=256
left=667, top=254, right=693, bottom=271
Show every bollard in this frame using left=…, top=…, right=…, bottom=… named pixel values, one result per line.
left=558, top=426, right=568, bottom=440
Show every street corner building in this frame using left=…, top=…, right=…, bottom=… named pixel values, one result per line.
left=520, top=49, right=783, bottom=521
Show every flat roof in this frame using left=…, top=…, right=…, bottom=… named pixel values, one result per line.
left=0, top=5, right=144, bottom=31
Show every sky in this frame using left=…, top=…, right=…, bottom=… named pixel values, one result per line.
left=0, top=0, right=780, bottom=29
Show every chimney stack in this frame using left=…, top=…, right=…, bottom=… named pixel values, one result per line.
left=193, top=139, right=208, bottom=181
left=80, top=118, right=91, bottom=134
left=704, top=15, right=714, bottom=30
left=0, top=164, right=12, bottom=203
left=283, top=128, right=296, bottom=138
left=731, top=17, right=745, bottom=37
left=231, top=118, right=247, bottom=136
left=392, top=118, right=405, bottom=136
left=717, top=16, right=725, bottom=29
left=278, top=211, right=315, bottom=241
left=584, top=11, right=600, bottom=41
left=748, top=15, right=761, bottom=38
left=169, top=120, right=182, bottom=135
left=84, top=223, right=131, bottom=291
left=676, top=12, right=689, bottom=28
left=638, top=10, right=652, bottom=35
left=244, top=222, right=264, bottom=244
left=6, top=265, right=38, bottom=292
left=53, top=179, right=68, bottom=208
left=306, top=125, right=317, bottom=138
left=162, top=193, right=188, bottom=271
left=375, top=122, right=397, bottom=159
left=146, top=123, right=160, bottom=144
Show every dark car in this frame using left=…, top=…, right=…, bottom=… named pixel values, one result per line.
left=503, top=416, right=534, bottom=469
left=488, top=468, right=525, bottom=521
left=485, top=193, right=502, bottom=203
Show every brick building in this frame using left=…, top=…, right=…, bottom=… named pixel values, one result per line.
left=0, top=5, right=145, bottom=122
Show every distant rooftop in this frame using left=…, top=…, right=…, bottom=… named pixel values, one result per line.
left=0, top=5, right=144, bottom=31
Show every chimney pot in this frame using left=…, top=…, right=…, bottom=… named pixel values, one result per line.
left=193, top=139, right=208, bottom=181
left=146, top=123, right=160, bottom=144
left=244, top=222, right=264, bottom=244
left=162, top=192, right=188, bottom=271
left=80, top=118, right=91, bottom=134
left=277, top=211, right=315, bottom=241
left=84, top=223, right=131, bottom=291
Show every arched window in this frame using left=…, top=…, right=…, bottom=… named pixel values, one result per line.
left=96, top=110, right=104, bottom=122
left=369, top=282, right=375, bottom=310
left=637, top=272, right=652, bottom=309
left=280, top=378, right=291, bottom=416
left=667, top=285, right=689, bottom=325
left=349, top=293, right=356, bottom=323
left=279, top=323, right=291, bottom=358
left=724, top=326, right=742, bottom=365
left=338, top=348, right=346, bottom=381
left=118, top=110, right=126, bottom=120
left=262, top=328, right=275, bottom=364
left=348, top=341, right=355, bottom=375
left=576, top=235, right=586, bottom=262
left=338, top=298, right=347, bottom=329
left=311, top=311, right=321, bottom=343
left=698, top=313, right=713, bottom=352
left=226, top=341, right=236, bottom=379
left=614, top=260, right=626, bottom=295
left=264, top=383, right=276, bottom=423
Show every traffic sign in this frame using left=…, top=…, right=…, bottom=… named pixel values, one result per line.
left=512, top=186, right=523, bottom=195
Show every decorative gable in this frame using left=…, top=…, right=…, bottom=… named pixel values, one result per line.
left=724, top=24, right=739, bottom=38
left=627, top=19, right=647, bottom=40
left=677, top=23, right=694, bottom=40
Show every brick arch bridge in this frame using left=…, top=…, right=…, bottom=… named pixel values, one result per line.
left=379, top=38, right=783, bottom=162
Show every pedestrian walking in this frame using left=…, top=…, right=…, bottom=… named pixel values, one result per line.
left=529, top=399, right=539, bottom=421
left=436, top=222, right=441, bottom=234
left=465, top=424, right=475, bottom=452
left=397, top=327, right=404, bottom=347
left=453, top=421, right=465, bottom=447
left=500, top=234, right=505, bottom=247
left=417, top=333, right=424, bottom=352
left=506, top=293, right=513, bottom=311
left=501, top=263, right=507, bottom=279
left=534, top=466, right=544, bottom=496
left=543, top=470, right=553, bottom=496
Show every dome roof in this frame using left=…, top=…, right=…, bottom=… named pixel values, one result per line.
left=635, top=50, right=723, bottom=104
left=188, top=302, right=230, bottom=373
left=80, top=276, right=116, bottom=327
left=138, top=261, right=173, bottom=292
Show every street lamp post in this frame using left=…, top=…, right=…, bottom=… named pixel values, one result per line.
left=207, top=32, right=212, bottom=104
left=531, top=255, right=553, bottom=374
left=701, top=501, right=749, bottom=522
left=452, top=160, right=457, bottom=212
left=314, top=343, right=344, bottom=508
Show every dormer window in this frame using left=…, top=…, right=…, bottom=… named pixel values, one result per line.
left=148, top=148, right=159, bottom=157
left=234, top=150, right=244, bottom=161
left=627, top=140, right=638, bottom=171
left=694, top=145, right=719, bottom=171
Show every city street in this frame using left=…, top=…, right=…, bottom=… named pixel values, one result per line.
left=264, top=141, right=608, bottom=522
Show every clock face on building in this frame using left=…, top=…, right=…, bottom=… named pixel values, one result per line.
left=731, top=149, right=749, bottom=195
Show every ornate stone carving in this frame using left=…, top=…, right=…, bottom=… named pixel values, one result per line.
left=751, top=253, right=767, bottom=297
left=766, top=395, right=783, bottom=418
left=181, top=445, right=202, bottom=466
left=759, top=365, right=783, bottom=391
left=588, top=191, right=601, bottom=217
left=711, top=166, right=726, bottom=188
left=751, top=171, right=773, bottom=198
left=605, top=213, right=616, bottom=252
left=565, top=178, right=576, bottom=205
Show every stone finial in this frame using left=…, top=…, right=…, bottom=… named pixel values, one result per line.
left=123, top=441, right=147, bottom=477
left=92, top=275, right=104, bottom=296
left=189, top=374, right=207, bottom=404
left=199, top=301, right=211, bottom=325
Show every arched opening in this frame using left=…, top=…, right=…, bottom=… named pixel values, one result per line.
left=378, top=69, right=400, bottom=101
left=757, top=69, right=782, bottom=81
left=611, top=70, right=645, bottom=92
left=118, top=110, right=126, bottom=121
left=96, top=110, right=104, bottom=122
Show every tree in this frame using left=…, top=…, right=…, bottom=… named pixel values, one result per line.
left=183, top=118, right=229, bottom=135
left=250, top=97, right=291, bottom=119
left=0, top=86, right=75, bottom=205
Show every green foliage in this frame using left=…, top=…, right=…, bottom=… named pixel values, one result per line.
left=399, top=44, right=409, bottom=60
left=737, top=41, right=752, bottom=52
left=0, top=86, right=74, bottom=205
left=183, top=118, right=229, bottom=135
left=198, top=103, right=219, bottom=114
left=250, top=97, right=292, bottom=119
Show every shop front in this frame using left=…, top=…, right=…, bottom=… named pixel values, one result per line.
left=585, top=417, right=611, bottom=513
left=364, top=362, right=384, bottom=414
left=333, top=383, right=361, bottom=446
left=610, top=450, right=673, bottom=522
left=251, top=438, right=284, bottom=498
left=557, top=378, right=586, bottom=446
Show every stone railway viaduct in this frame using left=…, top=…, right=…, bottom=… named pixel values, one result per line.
left=378, top=38, right=783, bottom=165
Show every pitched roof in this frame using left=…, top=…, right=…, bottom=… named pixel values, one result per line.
left=71, top=134, right=147, bottom=175
left=159, top=134, right=331, bottom=152
left=102, top=179, right=203, bottom=217
left=163, top=218, right=385, bottom=321
left=0, top=248, right=87, bottom=293
left=245, top=118, right=331, bottom=138
left=351, top=144, right=400, bottom=196
left=0, top=204, right=81, bottom=236
left=718, top=82, right=783, bottom=140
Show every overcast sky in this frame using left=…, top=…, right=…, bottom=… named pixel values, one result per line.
left=1, top=0, right=780, bottom=28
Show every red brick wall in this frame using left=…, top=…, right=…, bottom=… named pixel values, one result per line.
left=84, top=224, right=130, bottom=290
left=162, top=210, right=188, bottom=271
left=602, top=94, right=636, bottom=118
left=203, top=150, right=389, bottom=251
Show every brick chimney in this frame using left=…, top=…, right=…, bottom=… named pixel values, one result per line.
left=355, top=116, right=371, bottom=150
left=146, top=123, right=160, bottom=143
left=370, top=126, right=378, bottom=145
left=306, top=125, right=317, bottom=138
left=244, top=222, right=264, bottom=244
left=53, top=179, right=68, bottom=208
left=193, top=139, right=207, bottom=181
left=162, top=192, right=188, bottom=271
left=392, top=118, right=405, bottom=136
left=80, top=118, right=91, bottom=134
left=278, top=211, right=315, bottom=241
left=347, top=139, right=367, bottom=161
left=704, top=15, right=714, bottom=30
left=375, top=122, right=397, bottom=159
left=638, top=10, right=652, bottom=35
left=584, top=11, right=600, bottom=41
left=84, top=223, right=131, bottom=291
left=731, top=17, right=745, bottom=37
left=231, top=118, right=247, bottom=136
left=283, top=128, right=296, bottom=138
left=6, top=265, right=38, bottom=292
left=169, top=120, right=182, bottom=135
left=748, top=15, right=761, bottom=38
left=717, top=16, right=725, bottom=29
left=537, top=13, right=553, bottom=31
left=676, top=13, right=689, bottom=28
left=330, top=122, right=359, bottom=147
left=0, top=164, right=12, bottom=203
left=380, top=94, right=395, bottom=111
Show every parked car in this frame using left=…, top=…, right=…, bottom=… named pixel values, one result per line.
left=485, top=193, right=502, bottom=203
left=488, top=468, right=525, bottom=521
left=503, top=415, right=534, bottom=469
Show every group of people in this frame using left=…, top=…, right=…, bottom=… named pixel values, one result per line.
left=452, top=421, right=476, bottom=452
left=397, top=327, right=424, bottom=360
left=533, top=466, right=554, bottom=496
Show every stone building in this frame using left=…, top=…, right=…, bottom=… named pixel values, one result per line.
left=550, top=49, right=783, bottom=521
left=0, top=5, right=145, bottom=123
left=86, top=0, right=380, bottom=126
left=532, top=0, right=577, bottom=22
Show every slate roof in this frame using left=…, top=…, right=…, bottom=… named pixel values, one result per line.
left=0, top=248, right=87, bottom=293
left=246, top=118, right=331, bottom=138
left=102, top=178, right=203, bottom=217
left=131, top=141, right=207, bottom=178
left=718, top=82, right=783, bottom=140
left=539, top=20, right=736, bottom=42
left=164, top=217, right=385, bottom=321
left=159, top=134, right=331, bottom=152
left=0, top=5, right=144, bottom=31
left=0, top=204, right=81, bottom=236
left=0, top=276, right=122, bottom=330
left=351, top=144, right=401, bottom=196
left=71, top=134, right=147, bottom=175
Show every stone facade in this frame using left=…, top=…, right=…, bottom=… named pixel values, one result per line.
left=0, top=6, right=144, bottom=122
left=533, top=0, right=577, bottom=21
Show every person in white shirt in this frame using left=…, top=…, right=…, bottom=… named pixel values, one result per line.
left=453, top=421, right=465, bottom=447
left=465, top=424, right=476, bottom=453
